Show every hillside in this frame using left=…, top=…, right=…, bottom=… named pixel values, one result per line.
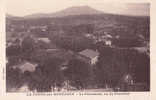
left=24, top=6, right=103, bottom=19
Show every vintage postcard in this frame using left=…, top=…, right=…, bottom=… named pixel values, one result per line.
left=0, top=0, right=155, bottom=100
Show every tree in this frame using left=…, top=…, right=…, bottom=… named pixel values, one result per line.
left=133, top=52, right=150, bottom=87
left=64, top=59, right=91, bottom=89
left=6, top=67, right=24, bottom=91
left=27, top=57, right=64, bottom=92
left=7, top=56, right=21, bottom=66
left=94, top=47, right=129, bottom=88
left=21, top=36, right=35, bottom=54
left=6, top=44, right=21, bottom=57
left=21, top=36, right=36, bottom=61
left=112, top=37, right=144, bottom=47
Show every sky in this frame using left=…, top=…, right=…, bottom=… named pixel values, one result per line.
left=6, top=0, right=150, bottom=17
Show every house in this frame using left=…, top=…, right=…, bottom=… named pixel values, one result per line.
left=37, top=37, right=51, bottom=44
left=85, top=34, right=93, bottom=38
left=13, top=62, right=38, bottom=73
left=17, top=84, right=30, bottom=92
left=101, top=34, right=112, bottom=39
left=78, top=49, right=99, bottom=65
left=105, top=40, right=112, bottom=46
left=116, top=74, right=134, bottom=91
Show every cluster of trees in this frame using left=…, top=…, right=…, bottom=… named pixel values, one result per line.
left=112, top=37, right=144, bottom=47
left=6, top=56, right=92, bottom=92
left=6, top=14, right=150, bottom=91
left=6, top=46, right=150, bottom=92
left=94, top=46, right=150, bottom=90
left=51, top=35, right=94, bottom=52
left=6, top=36, right=36, bottom=64
left=6, top=67, right=24, bottom=91
left=6, top=35, right=57, bottom=64
left=62, top=24, right=94, bottom=36
left=27, top=57, right=64, bottom=92
left=6, top=33, right=150, bottom=91
left=64, top=59, right=92, bottom=89
left=6, top=35, right=94, bottom=91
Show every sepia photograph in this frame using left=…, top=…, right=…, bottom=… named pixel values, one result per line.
left=6, top=0, right=150, bottom=92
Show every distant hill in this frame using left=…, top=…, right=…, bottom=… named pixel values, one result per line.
left=24, top=6, right=103, bottom=19
left=6, top=14, right=14, bottom=18
left=6, top=13, right=24, bottom=20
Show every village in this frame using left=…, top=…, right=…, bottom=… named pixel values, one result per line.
left=6, top=8, right=150, bottom=92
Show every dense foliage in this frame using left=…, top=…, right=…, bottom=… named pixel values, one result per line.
left=6, top=14, right=150, bottom=91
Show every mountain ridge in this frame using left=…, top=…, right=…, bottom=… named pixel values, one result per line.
left=7, top=5, right=150, bottom=19
left=23, top=6, right=104, bottom=19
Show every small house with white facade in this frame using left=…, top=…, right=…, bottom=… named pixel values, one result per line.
left=78, top=49, right=99, bottom=65
left=37, top=37, right=51, bottom=44
left=13, top=62, right=38, bottom=73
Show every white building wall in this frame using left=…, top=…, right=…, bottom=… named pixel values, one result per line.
left=91, top=56, right=98, bottom=65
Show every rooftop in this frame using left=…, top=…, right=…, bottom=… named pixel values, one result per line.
left=13, top=62, right=37, bottom=73
left=79, top=49, right=99, bottom=59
